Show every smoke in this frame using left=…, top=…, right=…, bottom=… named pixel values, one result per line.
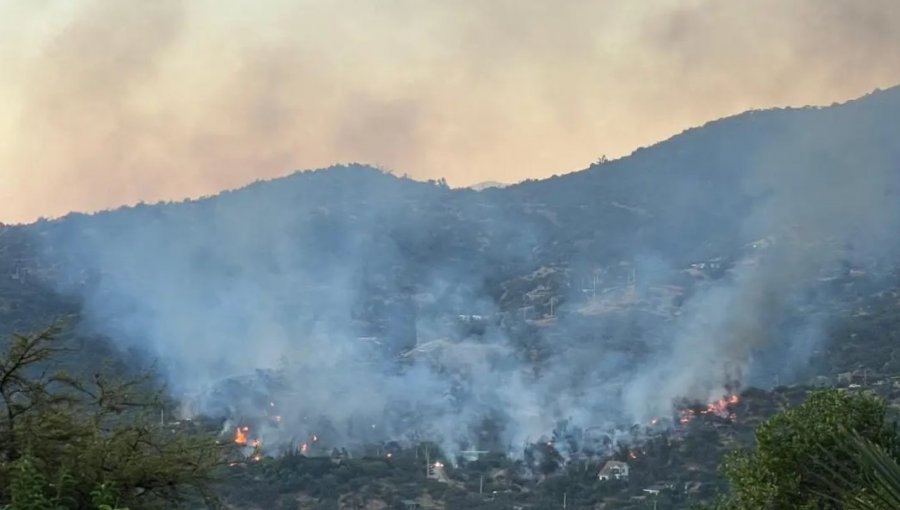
left=4, top=0, right=900, bottom=223
left=35, top=166, right=571, bottom=459
left=30, top=83, right=900, bottom=456
left=17, top=68, right=900, bottom=469
left=623, top=97, right=900, bottom=421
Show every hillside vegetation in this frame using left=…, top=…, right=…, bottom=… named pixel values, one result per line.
left=1, top=86, right=900, bottom=508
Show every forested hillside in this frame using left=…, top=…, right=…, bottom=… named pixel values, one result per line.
left=2, top=86, right=900, bottom=508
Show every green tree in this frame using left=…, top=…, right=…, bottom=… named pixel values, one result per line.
left=0, top=326, right=223, bottom=509
left=815, top=429, right=900, bottom=510
left=709, top=388, right=899, bottom=509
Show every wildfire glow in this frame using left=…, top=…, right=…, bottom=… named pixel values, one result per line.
left=679, top=394, right=741, bottom=425
left=234, top=426, right=249, bottom=445
left=706, top=394, right=740, bottom=417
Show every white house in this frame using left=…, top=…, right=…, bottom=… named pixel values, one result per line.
left=598, top=460, right=629, bottom=481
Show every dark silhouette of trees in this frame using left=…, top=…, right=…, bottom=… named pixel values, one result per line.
left=0, top=326, right=222, bottom=509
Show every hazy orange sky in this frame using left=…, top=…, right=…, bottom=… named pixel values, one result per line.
left=2, top=0, right=900, bottom=224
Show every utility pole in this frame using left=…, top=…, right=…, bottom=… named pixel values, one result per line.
left=479, top=475, right=483, bottom=495
left=563, top=492, right=567, bottom=509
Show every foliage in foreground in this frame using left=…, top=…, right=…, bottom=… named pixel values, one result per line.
left=0, top=326, right=223, bottom=509
left=704, top=388, right=900, bottom=510
left=811, top=428, right=900, bottom=510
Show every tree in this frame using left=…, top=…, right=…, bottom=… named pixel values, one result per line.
left=708, top=388, right=899, bottom=509
left=821, top=429, right=900, bottom=510
left=0, top=326, right=223, bottom=509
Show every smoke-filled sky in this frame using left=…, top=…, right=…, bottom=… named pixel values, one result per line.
left=2, top=0, right=900, bottom=224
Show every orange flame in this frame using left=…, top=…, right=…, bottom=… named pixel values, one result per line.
left=706, top=394, right=740, bottom=418
left=234, top=426, right=249, bottom=445
left=679, top=394, right=740, bottom=425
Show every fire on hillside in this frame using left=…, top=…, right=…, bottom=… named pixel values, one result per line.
left=233, top=426, right=249, bottom=445
left=221, top=391, right=742, bottom=466
left=678, top=394, right=740, bottom=425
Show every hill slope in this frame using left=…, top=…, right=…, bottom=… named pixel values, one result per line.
left=1, top=86, right=900, bottom=466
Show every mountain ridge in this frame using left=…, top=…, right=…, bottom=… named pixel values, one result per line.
left=1, top=84, right=899, bottom=508
left=8, top=84, right=899, bottom=227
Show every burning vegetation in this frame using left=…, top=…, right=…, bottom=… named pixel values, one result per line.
left=222, top=389, right=744, bottom=469
left=678, top=394, right=741, bottom=425
left=230, top=425, right=266, bottom=463
left=233, top=426, right=249, bottom=445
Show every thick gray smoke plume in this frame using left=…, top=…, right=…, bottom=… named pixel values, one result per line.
left=624, top=99, right=900, bottom=420
left=39, top=168, right=582, bottom=458
left=34, top=90, right=900, bottom=460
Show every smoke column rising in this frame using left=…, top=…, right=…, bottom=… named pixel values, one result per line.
left=32, top=89, right=900, bottom=460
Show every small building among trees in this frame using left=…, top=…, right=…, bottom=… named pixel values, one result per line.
left=597, top=460, right=629, bottom=481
